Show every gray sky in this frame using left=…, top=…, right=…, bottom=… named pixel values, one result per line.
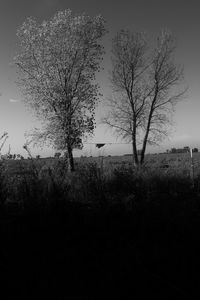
left=0, top=0, right=200, bottom=157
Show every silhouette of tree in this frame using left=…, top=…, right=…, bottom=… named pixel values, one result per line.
left=15, top=10, right=106, bottom=171
left=54, top=152, right=61, bottom=159
left=103, top=30, right=186, bottom=166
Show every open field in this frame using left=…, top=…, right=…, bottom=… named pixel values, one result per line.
left=0, top=153, right=200, bottom=298
left=2, top=151, right=199, bottom=176
left=77, top=152, right=200, bottom=176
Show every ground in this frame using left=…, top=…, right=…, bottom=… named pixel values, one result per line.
left=0, top=153, right=200, bottom=298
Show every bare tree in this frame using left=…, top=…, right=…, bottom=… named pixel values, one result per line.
left=103, top=29, right=186, bottom=166
left=14, top=10, right=106, bottom=171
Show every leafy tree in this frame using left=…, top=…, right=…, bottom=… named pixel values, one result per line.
left=54, top=152, right=61, bottom=159
left=103, top=30, right=186, bottom=166
left=15, top=10, right=106, bottom=171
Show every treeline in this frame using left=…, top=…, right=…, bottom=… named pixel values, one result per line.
left=166, top=146, right=198, bottom=154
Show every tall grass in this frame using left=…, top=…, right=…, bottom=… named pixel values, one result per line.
left=0, top=157, right=198, bottom=218
left=1, top=157, right=200, bottom=298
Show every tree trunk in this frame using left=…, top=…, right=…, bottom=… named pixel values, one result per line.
left=67, top=144, right=75, bottom=172
left=140, top=142, right=146, bottom=165
left=132, top=131, right=139, bottom=166
left=140, top=112, right=153, bottom=165
left=140, top=88, right=158, bottom=165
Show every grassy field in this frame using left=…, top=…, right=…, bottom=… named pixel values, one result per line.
left=3, top=151, right=199, bottom=176
left=0, top=153, right=200, bottom=298
left=86, top=151, right=199, bottom=171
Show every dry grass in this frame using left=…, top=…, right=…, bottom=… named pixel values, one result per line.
left=0, top=153, right=200, bottom=298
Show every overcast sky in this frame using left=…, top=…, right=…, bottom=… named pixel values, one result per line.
left=0, top=0, right=200, bottom=157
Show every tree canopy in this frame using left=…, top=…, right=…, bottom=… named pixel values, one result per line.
left=15, top=9, right=107, bottom=171
left=103, top=29, right=186, bottom=165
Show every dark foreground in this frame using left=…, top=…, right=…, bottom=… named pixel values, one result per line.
left=0, top=199, right=200, bottom=300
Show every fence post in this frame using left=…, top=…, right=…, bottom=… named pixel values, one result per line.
left=190, top=148, right=194, bottom=188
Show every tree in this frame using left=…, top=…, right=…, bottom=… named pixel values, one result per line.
left=15, top=10, right=106, bottom=171
left=171, top=148, right=177, bottom=153
left=103, top=29, right=186, bottom=166
left=54, top=152, right=61, bottom=159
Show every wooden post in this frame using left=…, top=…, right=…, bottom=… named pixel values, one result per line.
left=190, top=148, right=194, bottom=188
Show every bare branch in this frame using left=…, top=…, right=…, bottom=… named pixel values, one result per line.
left=104, top=29, right=186, bottom=165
